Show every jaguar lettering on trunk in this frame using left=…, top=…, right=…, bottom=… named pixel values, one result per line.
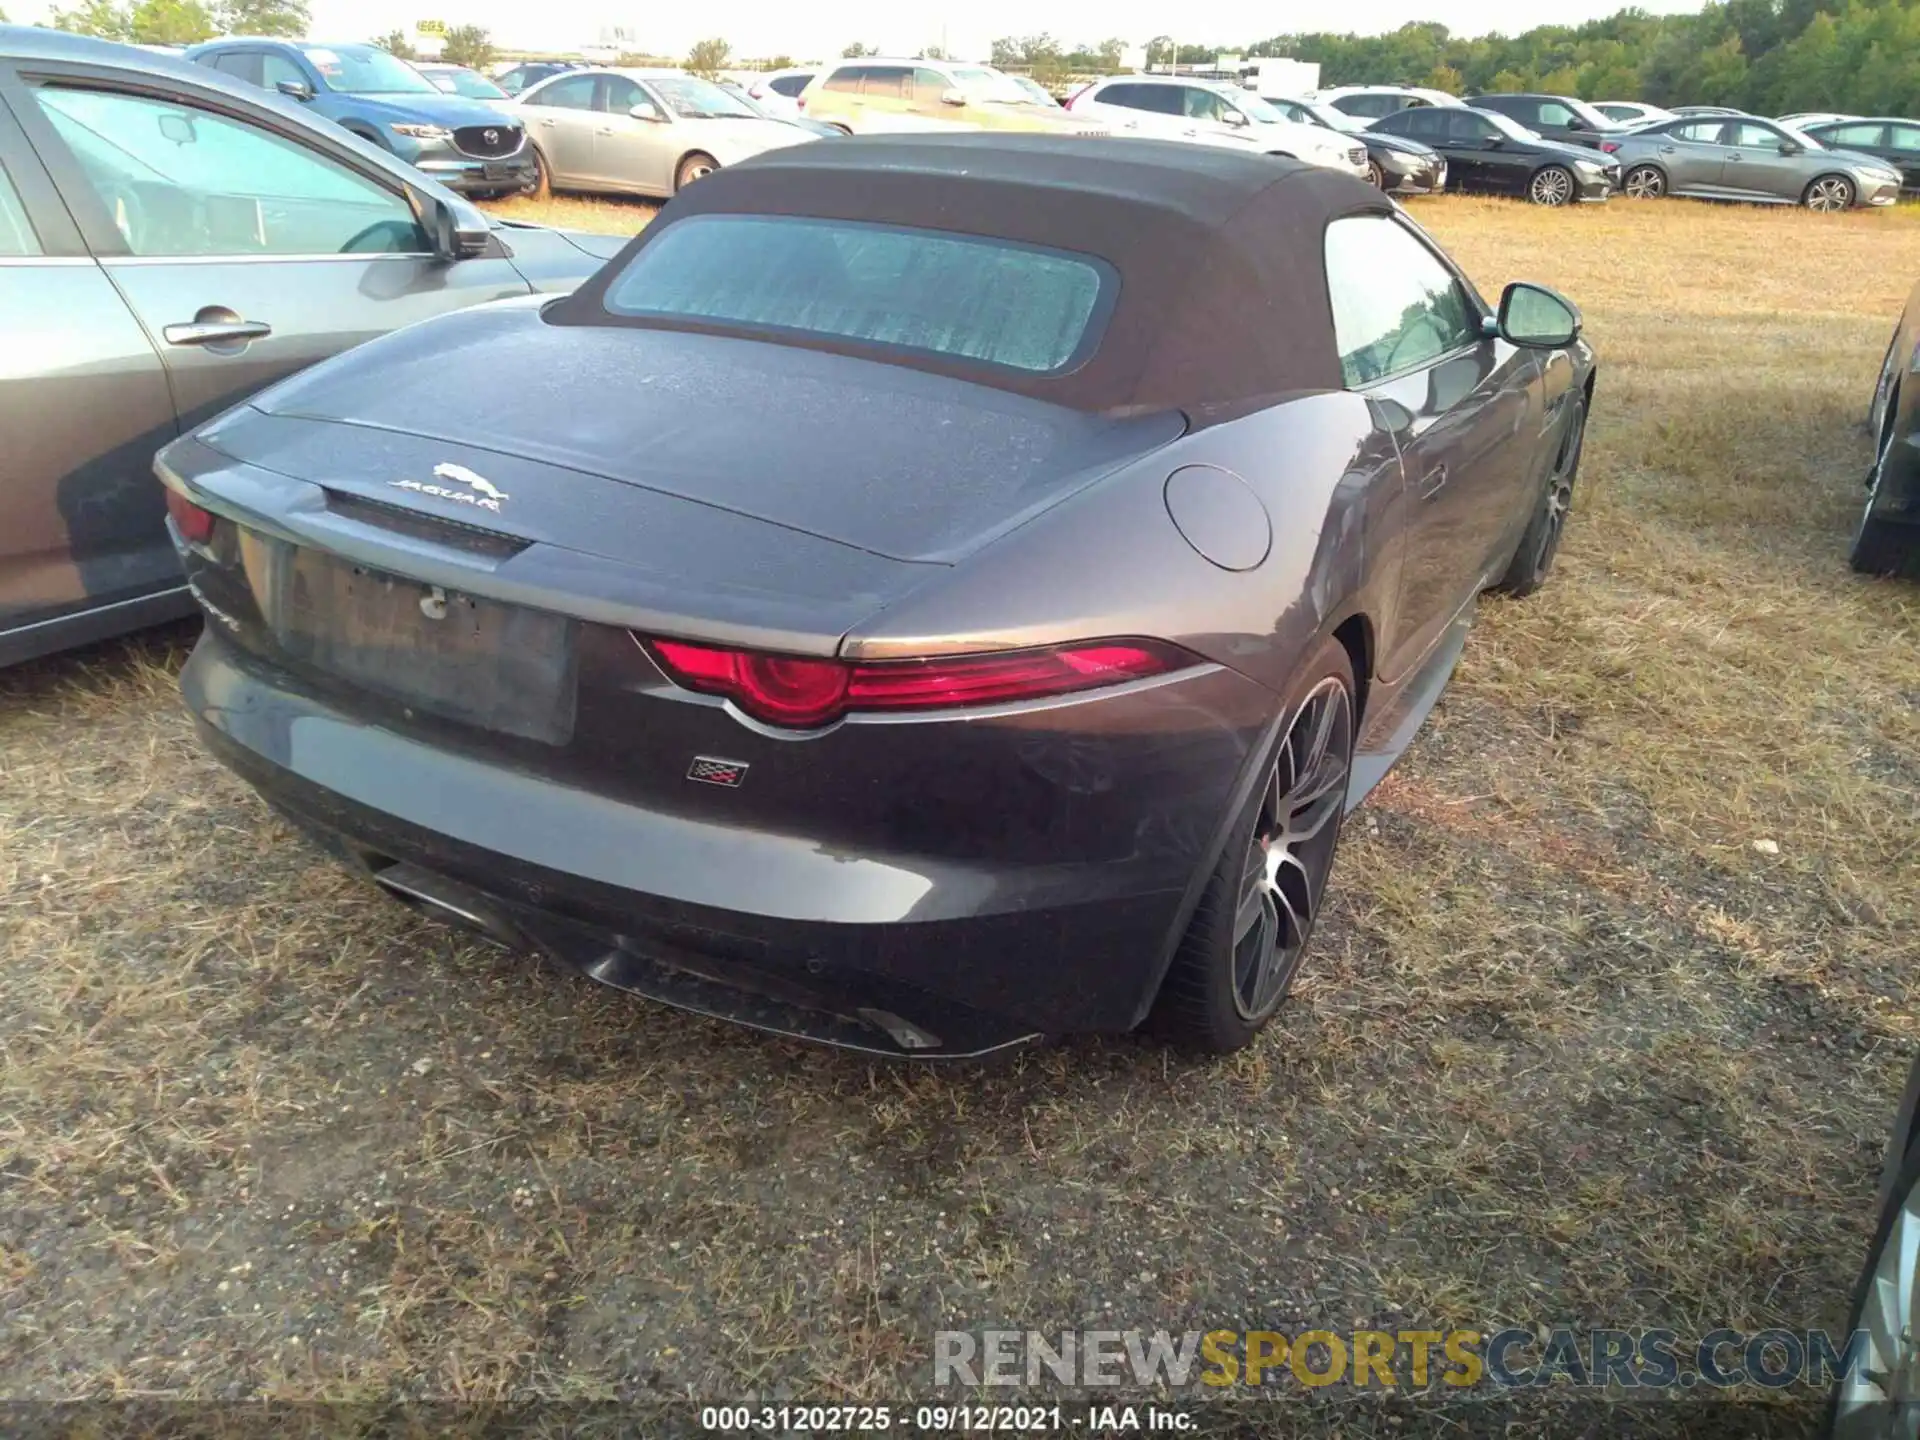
left=389, top=462, right=511, bottom=512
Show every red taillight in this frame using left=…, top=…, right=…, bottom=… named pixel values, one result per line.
left=645, top=637, right=1192, bottom=729
left=165, top=487, right=215, bottom=545
left=1600, top=141, right=1621, bottom=153
left=796, top=94, right=807, bottom=110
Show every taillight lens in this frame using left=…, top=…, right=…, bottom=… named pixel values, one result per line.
left=1600, top=141, right=1621, bottom=153
left=165, top=487, right=215, bottom=545
left=796, top=94, right=807, bottom=110
left=645, top=637, right=1193, bottom=729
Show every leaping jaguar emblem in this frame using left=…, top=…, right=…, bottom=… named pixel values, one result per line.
left=388, top=462, right=511, bottom=512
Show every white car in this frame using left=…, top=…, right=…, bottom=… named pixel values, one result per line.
left=742, top=67, right=815, bottom=120
left=1778, top=111, right=1860, bottom=128
left=1592, top=100, right=1678, bottom=127
left=1067, top=76, right=1369, bottom=178
left=1310, top=85, right=1464, bottom=126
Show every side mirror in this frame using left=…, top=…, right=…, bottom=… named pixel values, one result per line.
left=1780, top=139, right=1803, bottom=155
left=1483, top=134, right=1504, bottom=147
left=940, top=87, right=968, bottom=107
left=411, top=186, right=490, bottom=263
left=1497, top=281, right=1582, bottom=348
left=157, top=112, right=197, bottom=144
left=1566, top=116, right=1588, bottom=131
left=1221, top=108, right=1249, bottom=127
left=629, top=101, right=664, bottom=122
left=275, top=78, right=314, bottom=102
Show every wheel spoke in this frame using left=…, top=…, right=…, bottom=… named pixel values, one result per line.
left=1233, top=869, right=1269, bottom=946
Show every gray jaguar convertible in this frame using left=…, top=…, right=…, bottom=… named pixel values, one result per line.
left=158, top=136, right=1597, bottom=1057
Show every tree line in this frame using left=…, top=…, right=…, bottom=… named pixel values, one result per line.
left=1152, top=0, right=1920, bottom=115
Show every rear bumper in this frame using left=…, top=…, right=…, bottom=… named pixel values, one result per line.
left=182, top=631, right=1266, bottom=1054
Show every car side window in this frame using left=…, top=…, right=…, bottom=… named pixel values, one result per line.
left=823, top=68, right=862, bottom=94
left=0, top=159, right=40, bottom=256
left=599, top=75, right=644, bottom=113
left=1325, top=214, right=1480, bottom=388
left=31, top=85, right=427, bottom=258
left=1182, top=87, right=1227, bottom=122
left=1830, top=123, right=1890, bottom=146
left=1889, top=124, right=1920, bottom=149
left=1666, top=120, right=1723, bottom=144
left=768, top=74, right=810, bottom=98
left=1537, top=101, right=1574, bottom=127
left=1394, top=108, right=1445, bottom=139
left=1730, top=122, right=1788, bottom=151
left=260, top=53, right=310, bottom=92
left=1446, top=110, right=1500, bottom=142
left=210, top=52, right=263, bottom=86
left=525, top=73, right=596, bottom=109
left=911, top=69, right=949, bottom=104
left=862, top=66, right=911, bottom=100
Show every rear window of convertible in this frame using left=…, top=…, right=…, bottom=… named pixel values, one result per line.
left=599, top=214, right=1115, bottom=374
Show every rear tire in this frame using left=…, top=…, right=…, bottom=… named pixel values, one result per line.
left=1366, top=158, right=1385, bottom=189
left=1494, top=393, right=1586, bottom=597
left=1148, top=636, right=1356, bottom=1055
left=675, top=151, right=719, bottom=191
left=528, top=146, right=553, bottom=200
left=1851, top=390, right=1919, bottom=577
left=1622, top=164, right=1666, bottom=199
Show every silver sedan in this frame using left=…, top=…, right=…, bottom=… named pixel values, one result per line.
left=1607, top=115, right=1902, bottom=210
left=515, top=68, right=816, bottom=198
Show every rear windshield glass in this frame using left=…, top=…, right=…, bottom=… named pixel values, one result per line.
left=600, top=214, right=1114, bottom=374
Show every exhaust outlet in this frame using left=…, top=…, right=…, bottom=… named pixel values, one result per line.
left=372, top=862, right=523, bottom=948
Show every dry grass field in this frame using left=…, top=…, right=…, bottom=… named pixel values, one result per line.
left=2, top=190, right=1917, bottom=1434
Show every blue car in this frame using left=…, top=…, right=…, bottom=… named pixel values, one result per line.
left=185, top=39, right=536, bottom=197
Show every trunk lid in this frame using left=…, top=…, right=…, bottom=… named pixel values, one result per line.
left=236, top=302, right=1185, bottom=565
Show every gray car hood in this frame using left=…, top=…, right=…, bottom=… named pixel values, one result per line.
left=222, top=300, right=1185, bottom=566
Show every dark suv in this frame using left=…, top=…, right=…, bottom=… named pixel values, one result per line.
left=186, top=39, right=534, bottom=196
left=1464, top=92, right=1627, bottom=151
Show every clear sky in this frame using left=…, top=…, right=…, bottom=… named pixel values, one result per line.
left=11, top=0, right=1708, bottom=62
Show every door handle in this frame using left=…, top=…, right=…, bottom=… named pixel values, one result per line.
left=163, top=317, right=272, bottom=347
left=538, top=117, right=555, bottom=127
left=1658, top=144, right=1676, bottom=153
left=1417, top=463, right=1448, bottom=498
left=594, top=127, right=614, bottom=135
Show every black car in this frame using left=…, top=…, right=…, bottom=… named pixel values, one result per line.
left=1266, top=96, right=1448, bottom=195
left=492, top=60, right=581, bottom=96
left=1373, top=105, right=1619, bottom=205
left=1856, top=280, right=1920, bottom=577
left=1802, top=118, right=1920, bottom=192
left=1463, top=92, right=1628, bottom=151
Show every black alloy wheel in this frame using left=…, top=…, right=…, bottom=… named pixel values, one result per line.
left=1150, top=636, right=1356, bottom=1054
left=1495, top=394, right=1587, bottom=597
left=1852, top=389, right=1919, bottom=577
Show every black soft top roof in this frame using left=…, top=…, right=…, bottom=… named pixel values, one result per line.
left=548, top=135, right=1392, bottom=418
